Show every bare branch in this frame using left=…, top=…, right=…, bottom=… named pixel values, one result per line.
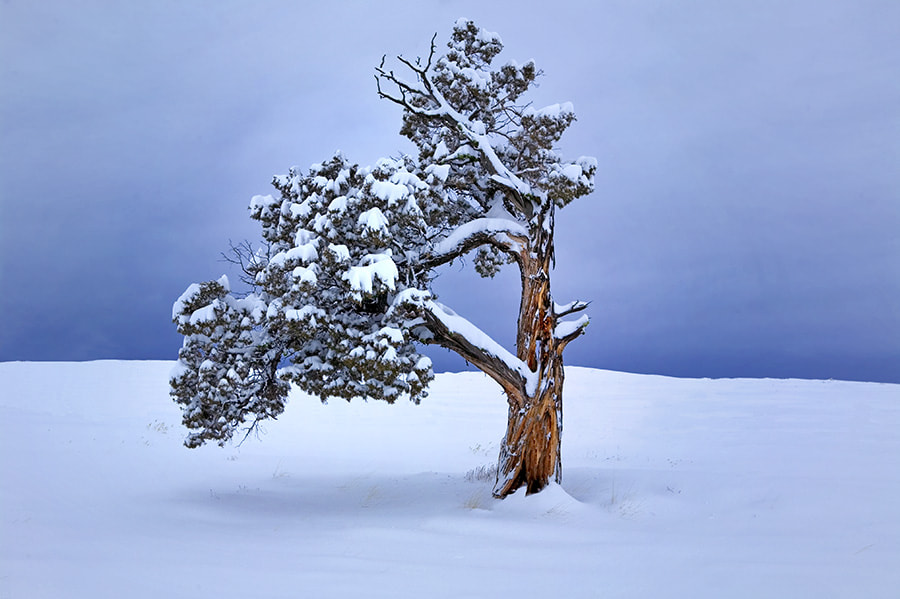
left=552, top=312, right=590, bottom=354
left=397, top=54, right=427, bottom=77
left=374, top=41, right=535, bottom=219
left=554, top=300, right=590, bottom=319
left=426, top=32, right=438, bottom=71
left=555, top=323, right=589, bottom=354
left=221, top=239, right=262, bottom=290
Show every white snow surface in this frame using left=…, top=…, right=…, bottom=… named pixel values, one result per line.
left=2, top=361, right=899, bottom=598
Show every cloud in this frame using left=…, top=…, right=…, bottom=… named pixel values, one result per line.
left=1, top=0, right=897, bottom=382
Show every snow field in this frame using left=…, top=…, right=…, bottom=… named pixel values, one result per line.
left=1, top=361, right=898, bottom=598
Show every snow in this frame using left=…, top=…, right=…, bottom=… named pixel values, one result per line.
left=553, top=299, right=588, bottom=316
left=285, top=305, right=322, bottom=322
left=188, top=300, right=219, bottom=325
left=524, top=101, right=575, bottom=119
left=289, top=200, right=311, bottom=219
left=577, top=155, right=598, bottom=170
left=366, top=166, right=424, bottom=204
left=560, top=163, right=583, bottom=182
left=430, top=217, right=527, bottom=258
left=425, top=162, right=450, bottom=183
left=343, top=252, right=398, bottom=296
left=432, top=141, right=449, bottom=162
left=376, top=326, right=404, bottom=344
left=291, top=265, right=317, bottom=285
left=249, top=194, right=277, bottom=211
left=357, top=206, right=389, bottom=233
left=369, top=179, right=409, bottom=204
left=554, top=314, right=589, bottom=339
left=327, top=243, right=350, bottom=262
left=2, top=361, right=899, bottom=598
left=172, top=282, right=202, bottom=320
left=287, top=242, right=318, bottom=263
left=327, top=195, right=348, bottom=213
left=269, top=243, right=318, bottom=268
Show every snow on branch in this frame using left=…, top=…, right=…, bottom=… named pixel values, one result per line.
left=375, top=34, right=535, bottom=217
left=343, top=251, right=398, bottom=301
left=421, top=88, right=533, bottom=201
left=553, top=300, right=589, bottom=319
left=422, top=217, right=528, bottom=269
left=391, top=289, right=536, bottom=398
left=554, top=314, right=589, bottom=345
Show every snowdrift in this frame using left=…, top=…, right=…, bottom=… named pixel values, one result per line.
left=2, top=361, right=898, bottom=597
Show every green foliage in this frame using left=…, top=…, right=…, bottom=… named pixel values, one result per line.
left=170, top=19, right=595, bottom=449
left=171, top=276, right=287, bottom=447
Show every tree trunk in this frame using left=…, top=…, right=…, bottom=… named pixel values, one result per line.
left=493, top=352, right=564, bottom=497
left=492, top=215, right=565, bottom=498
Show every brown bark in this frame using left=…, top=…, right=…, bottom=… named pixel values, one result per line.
left=493, top=351, right=565, bottom=497
left=415, top=209, right=577, bottom=498
left=491, top=213, right=566, bottom=498
left=374, top=30, right=591, bottom=497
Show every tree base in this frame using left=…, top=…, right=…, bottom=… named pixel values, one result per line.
left=492, top=380, right=563, bottom=498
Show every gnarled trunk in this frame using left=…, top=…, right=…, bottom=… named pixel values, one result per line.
left=493, top=351, right=565, bottom=497
left=492, top=216, right=566, bottom=498
left=414, top=205, right=585, bottom=499
left=371, top=20, right=595, bottom=499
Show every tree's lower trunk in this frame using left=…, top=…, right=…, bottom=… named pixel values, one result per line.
left=488, top=216, right=569, bottom=499
left=493, top=355, right=564, bottom=498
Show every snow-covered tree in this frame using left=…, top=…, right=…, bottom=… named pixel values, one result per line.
left=171, top=19, right=595, bottom=498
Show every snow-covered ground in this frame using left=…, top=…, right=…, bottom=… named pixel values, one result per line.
left=1, top=361, right=898, bottom=598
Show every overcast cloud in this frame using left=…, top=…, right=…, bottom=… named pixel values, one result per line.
left=1, top=0, right=898, bottom=382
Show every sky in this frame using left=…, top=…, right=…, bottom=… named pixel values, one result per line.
left=1, top=0, right=898, bottom=383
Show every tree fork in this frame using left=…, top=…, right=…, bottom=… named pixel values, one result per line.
left=172, top=20, right=595, bottom=500
left=493, top=222, right=566, bottom=498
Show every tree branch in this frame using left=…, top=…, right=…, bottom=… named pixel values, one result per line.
left=418, top=218, right=529, bottom=270
left=420, top=304, right=531, bottom=402
left=374, top=45, right=536, bottom=219
left=553, top=300, right=590, bottom=319
left=221, top=239, right=264, bottom=291
left=390, top=290, right=534, bottom=402
left=553, top=314, right=590, bottom=353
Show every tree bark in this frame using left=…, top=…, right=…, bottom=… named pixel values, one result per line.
left=493, top=352, right=564, bottom=497
left=373, top=28, right=592, bottom=498
left=492, top=212, right=565, bottom=498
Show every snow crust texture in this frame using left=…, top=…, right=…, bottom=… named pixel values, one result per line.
left=3, top=361, right=900, bottom=598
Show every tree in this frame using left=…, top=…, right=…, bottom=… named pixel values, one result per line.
left=170, top=19, right=595, bottom=498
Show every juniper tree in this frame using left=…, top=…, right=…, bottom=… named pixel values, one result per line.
left=171, top=19, right=595, bottom=498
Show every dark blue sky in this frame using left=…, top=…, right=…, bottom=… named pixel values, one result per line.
left=2, top=0, right=898, bottom=382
